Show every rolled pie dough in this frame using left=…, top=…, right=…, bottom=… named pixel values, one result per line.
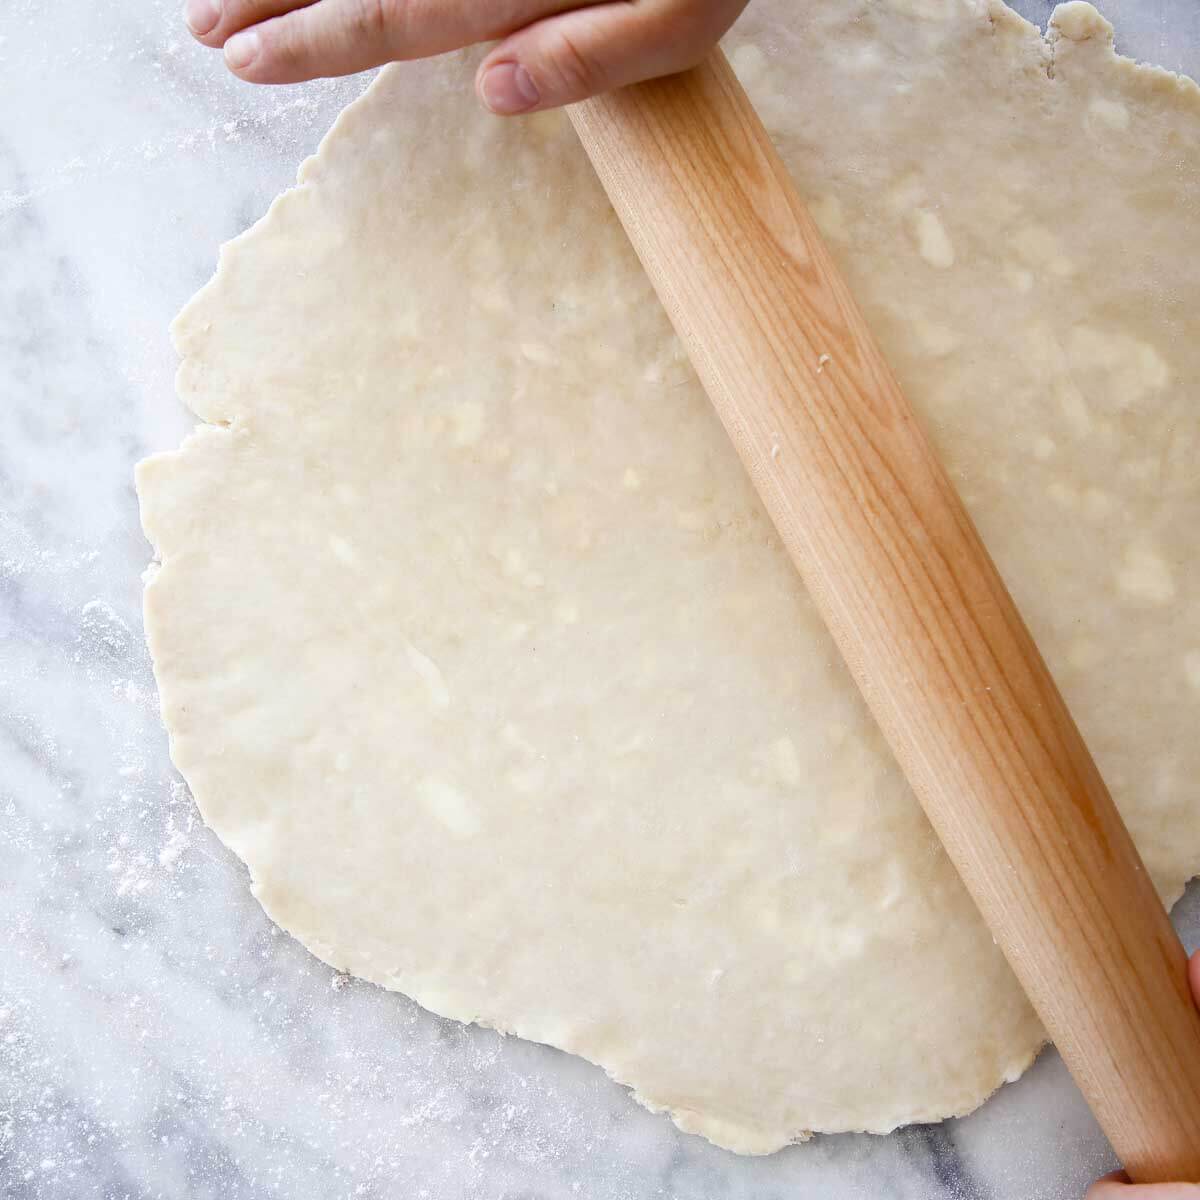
left=138, top=0, right=1200, bottom=1153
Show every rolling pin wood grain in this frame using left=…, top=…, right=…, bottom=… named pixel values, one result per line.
left=568, top=49, right=1200, bottom=1183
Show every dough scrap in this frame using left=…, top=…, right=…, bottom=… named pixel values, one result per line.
left=138, top=0, right=1200, bottom=1154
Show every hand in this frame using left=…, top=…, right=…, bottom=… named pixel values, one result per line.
left=1085, top=949, right=1200, bottom=1198
left=183, top=0, right=749, bottom=113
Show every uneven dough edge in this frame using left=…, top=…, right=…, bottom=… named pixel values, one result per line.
left=137, top=0, right=1199, bottom=1155
left=996, top=0, right=1200, bottom=108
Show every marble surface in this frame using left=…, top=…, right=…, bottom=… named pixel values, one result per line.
left=2, top=1, right=1197, bottom=1196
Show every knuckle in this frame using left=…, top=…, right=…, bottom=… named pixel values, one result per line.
left=265, top=20, right=302, bottom=66
left=542, top=25, right=605, bottom=98
left=353, top=0, right=401, bottom=40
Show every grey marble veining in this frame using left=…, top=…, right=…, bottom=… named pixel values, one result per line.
left=2, top=1, right=1197, bottom=1197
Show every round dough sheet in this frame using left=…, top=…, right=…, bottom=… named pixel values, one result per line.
left=137, top=0, right=1200, bottom=1153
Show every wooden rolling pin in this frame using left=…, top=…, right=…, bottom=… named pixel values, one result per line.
left=568, top=49, right=1200, bottom=1183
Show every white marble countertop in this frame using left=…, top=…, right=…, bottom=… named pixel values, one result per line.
left=2, top=2, right=1197, bottom=1197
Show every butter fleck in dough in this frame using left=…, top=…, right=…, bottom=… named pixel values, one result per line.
left=137, top=0, right=1200, bottom=1155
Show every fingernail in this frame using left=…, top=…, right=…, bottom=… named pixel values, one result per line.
left=480, top=62, right=540, bottom=115
left=224, top=29, right=260, bottom=70
left=184, top=0, right=220, bottom=35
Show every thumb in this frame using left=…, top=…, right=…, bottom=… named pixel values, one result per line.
left=475, top=0, right=747, bottom=115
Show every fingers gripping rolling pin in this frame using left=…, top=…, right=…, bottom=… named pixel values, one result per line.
left=567, top=50, right=1200, bottom=1183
